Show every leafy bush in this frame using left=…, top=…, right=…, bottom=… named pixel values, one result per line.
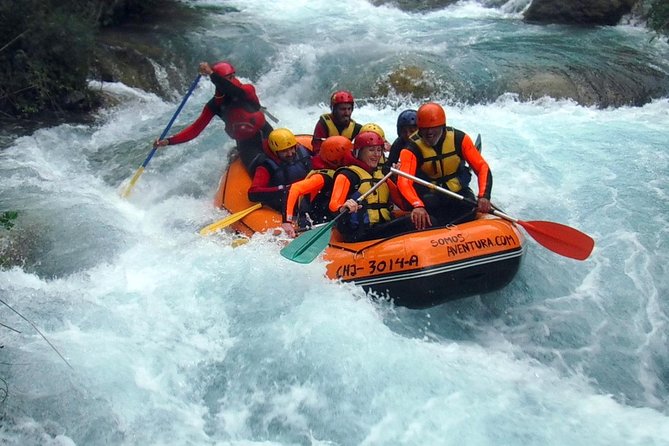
left=648, top=0, right=669, bottom=36
left=0, top=1, right=96, bottom=117
left=0, top=0, right=170, bottom=119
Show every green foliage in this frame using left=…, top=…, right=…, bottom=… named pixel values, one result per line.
left=648, top=0, right=669, bottom=36
left=0, top=0, right=172, bottom=119
left=0, top=212, right=18, bottom=231
left=0, top=1, right=95, bottom=117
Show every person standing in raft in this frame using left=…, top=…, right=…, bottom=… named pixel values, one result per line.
left=329, top=131, right=414, bottom=243
left=247, top=128, right=312, bottom=213
left=396, top=102, right=492, bottom=230
left=154, top=61, right=273, bottom=173
left=311, top=90, right=363, bottom=154
left=281, top=135, right=361, bottom=237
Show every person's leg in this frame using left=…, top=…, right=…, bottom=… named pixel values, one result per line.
left=424, top=189, right=476, bottom=226
left=237, top=135, right=266, bottom=174
left=366, top=215, right=416, bottom=240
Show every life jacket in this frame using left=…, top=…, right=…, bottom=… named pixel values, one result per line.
left=212, top=84, right=266, bottom=141
left=262, top=145, right=313, bottom=186
left=319, top=114, right=359, bottom=139
left=408, top=127, right=470, bottom=192
left=342, top=165, right=392, bottom=226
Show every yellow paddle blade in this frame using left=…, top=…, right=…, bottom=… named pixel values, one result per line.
left=120, top=166, right=145, bottom=198
left=199, top=203, right=262, bottom=236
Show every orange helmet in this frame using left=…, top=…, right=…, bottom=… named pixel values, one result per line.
left=212, top=61, right=235, bottom=77
left=417, top=102, right=446, bottom=128
left=330, top=90, right=354, bottom=110
left=320, top=136, right=353, bottom=166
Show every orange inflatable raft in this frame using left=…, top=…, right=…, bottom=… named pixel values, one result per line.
left=214, top=136, right=525, bottom=308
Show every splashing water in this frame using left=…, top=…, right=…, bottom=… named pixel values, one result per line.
left=1, top=1, right=668, bottom=444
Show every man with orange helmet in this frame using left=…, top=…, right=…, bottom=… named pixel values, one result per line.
left=280, top=136, right=360, bottom=237
left=247, top=128, right=312, bottom=212
left=311, top=90, right=363, bottom=154
left=155, top=61, right=273, bottom=173
left=397, top=102, right=492, bottom=230
left=328, top=131, right=413, bottom=242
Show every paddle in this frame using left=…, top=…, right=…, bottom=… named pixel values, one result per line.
left=390, top=167, right=594, bottom=261
left=121, top=74, right=201, bottom=198
left=261, top=106, right=280, bottom=124
left=199, top=203, right=262, bottom=235
left=281, top=170, right=394, bottom=264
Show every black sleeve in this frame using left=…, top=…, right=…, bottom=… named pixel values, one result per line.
left=209, top=72, right=246, bottom=101
left=387, top=137, right=404, bottom=166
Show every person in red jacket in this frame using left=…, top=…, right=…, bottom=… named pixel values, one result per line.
left=397, top=102, right=492, bottom=230
left=311, top=90, right=362, bottom=154
left=247, top=128, right=312, bottom=213
left=155, top=61, right=273, bottom=173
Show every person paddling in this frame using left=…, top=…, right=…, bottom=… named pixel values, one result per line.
left=396, top=102, right=492, bottom=230
left=329, top=131, right=413, bottom=242
left=154, top=61, right=273, bottom=173
left=281, top=136, right=359, bottom=238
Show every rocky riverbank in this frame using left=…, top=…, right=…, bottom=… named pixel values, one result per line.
left=91, top=0, right=668, bottom=110
left=1, top=0, right=667, bottom=136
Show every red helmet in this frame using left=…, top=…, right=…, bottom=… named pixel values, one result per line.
left=417, top=102, right=446, bottom=128
left=330, top=90, right=354, bottom=110
left=212, top=61, right=235, bottom=77
left=354, top=131, right=385, bottom=152
left=320, top=136, right=353, bottom=166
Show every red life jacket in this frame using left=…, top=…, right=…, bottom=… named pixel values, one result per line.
left=212, top=83, right=267, bottom=141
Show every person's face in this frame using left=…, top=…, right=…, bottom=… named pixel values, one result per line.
left=418, top=126, right=443, bottom=146
left=359, top=145, right=384, bottom=168
left=277, top=146, right=297, bottom=162
left=333, top=103, right=353, bottom=125
left=399, top=125, right=418, bottom=141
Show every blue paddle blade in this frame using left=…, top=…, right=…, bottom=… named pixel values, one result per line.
left=280, top=218, right=338, bottom=264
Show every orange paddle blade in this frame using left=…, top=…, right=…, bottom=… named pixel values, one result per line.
left=518, top=220, right=594, bottom=261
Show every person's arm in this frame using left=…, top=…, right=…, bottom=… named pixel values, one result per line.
left=387, top=178, right=410, bottom=211
left=155, top=104, right=216, bottom=147
left=461, top=133, right=492, bottom=199
left=397, top=149, right=423, bottom=208
left=247, top=166, right=287, bottom=202
left=397, top=148, right=432, bottom=230
left=460, top=133, right=492, bottom=213
left=387, top=137, right=404, bottom=167
left=328, top=172, right=354, bottom=213
left=312, top=120, right=328, bottom=154
left=209, top=72, right=247, bottom=101
left=284, top=175, right=326, bottom=222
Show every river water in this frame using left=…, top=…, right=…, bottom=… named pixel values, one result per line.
left=1, top=1, right=668, bottom=444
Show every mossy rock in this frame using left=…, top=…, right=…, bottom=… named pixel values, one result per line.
left=374, top=66, right=440, bottom=98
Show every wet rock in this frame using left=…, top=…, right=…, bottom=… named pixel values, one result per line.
left=507, top=63, right=668, bottom=107
left=90, top=2, right=205, bottom=100
left=511, top=72, right=582, bottom=103
left=524, top=0, right=637, bottom=26
left=369, top=0, right=459, bottom=12
left=373, top=66, right=444, bottom=99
